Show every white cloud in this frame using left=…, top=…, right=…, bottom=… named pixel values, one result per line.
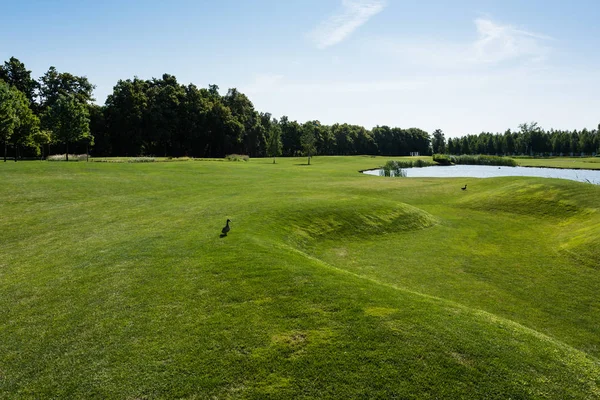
left=472, top=18, right=551, bottom=64
left=309, top=0, right=386, bottom=49
left=369, top=18, right=552, bottom=68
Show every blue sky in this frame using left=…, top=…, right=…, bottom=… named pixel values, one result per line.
left=2, top=0, right=599, bottom=136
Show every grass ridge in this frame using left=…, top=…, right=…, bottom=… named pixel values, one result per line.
left=274, top=240, right=600, bottom=366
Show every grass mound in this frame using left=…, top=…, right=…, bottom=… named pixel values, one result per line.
left=559, top=219, right=600, bottom=268
left=280, top=198, right=437, bottom=246
left=456, top=179, right=587, bottom=219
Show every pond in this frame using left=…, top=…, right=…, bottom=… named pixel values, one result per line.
left=362, top=165, right=600, bottom=185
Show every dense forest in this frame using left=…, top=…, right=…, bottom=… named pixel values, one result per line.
left=1, top=56, right=599, bottom=160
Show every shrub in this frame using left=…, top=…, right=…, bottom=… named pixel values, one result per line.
left=46, top=154, right=88, bottom=161
left=450, top=155, right=516, bottom=167
left=127, top=157, right=155, bottom=163
left=414, top=159, right=434, bottom=168
left=225, top=154, right=250, bottom=162
left=380, top=161, right=407, bottom=177
left=433, top=154, right=452, bottom=165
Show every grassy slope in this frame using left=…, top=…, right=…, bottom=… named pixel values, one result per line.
left=515, top=156, right=600, bottom=169
left=1, top=157, right=599, bottom=399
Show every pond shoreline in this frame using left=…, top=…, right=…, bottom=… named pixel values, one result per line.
left=359, top=164, right=600, bottom=173
left=361, top=164, right=600, bottom=184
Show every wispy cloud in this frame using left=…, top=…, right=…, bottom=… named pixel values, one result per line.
left=309, top=0, right=386, bottom=49
left=370, top=18, right=552, bottom=68
left=472, top=18, right=552, bottom=64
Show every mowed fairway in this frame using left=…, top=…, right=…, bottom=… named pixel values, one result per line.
left=1, top=157, right=599, bottom=399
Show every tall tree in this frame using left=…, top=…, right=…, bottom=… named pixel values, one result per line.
left=432, top=129, right=446, bottom=154
left=144, top=74, right=186, bottom=156
left=266, top=119, right=282, bottom=163
left=280, top=116, right=302, bottom=156
left=11, top=93, right=40, bottom=161
left=0, top=81, right=39, bottom=161
left=47, top=95, right=91, bottom=161
left=39, top=66, right=95, bottom=112
left=0, top=81, right=18, bottom=162
left=300, top=123, right=317, bottom=165
left=0, top=57, right=38, bottom=109
left=104, top=78, right=148, bottom=156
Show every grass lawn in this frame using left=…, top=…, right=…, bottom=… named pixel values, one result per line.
left=515, top=156, right=600, bottom=169
left=1, top=156, right=599, bottom=399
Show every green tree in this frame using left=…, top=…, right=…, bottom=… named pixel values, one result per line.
left=39, top=66, right=95, bottom=112
left=300, top=123, right=317, bottom=165
left=11, top=94, right=40, bottom=161
left=0, top=81, right=39, bottom=161
left=48, top=95, right=91, bottom=161
left=105, top=78, right=148, bottom=156
left=266, top=119, right=282, bottom=163
left=31, top=129, right=53, bottom=159
left=0, top=57, right=38, bottom=109
left=224, top=88, right=263, bottom=157
left=144, top=74, right=186, bottom=156
left=280, top=116, right=302, bottom=156
left=432, top=129, right=446, bottom=154
left=0, top=81, right=18, bottom=161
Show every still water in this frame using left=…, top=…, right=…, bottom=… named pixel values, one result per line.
left=362, top=165, right=600, bottom=185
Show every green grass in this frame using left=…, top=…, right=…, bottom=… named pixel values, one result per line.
left=515, top=156, right=600, bottom=169
left=1, top=156, right=599, bottom=399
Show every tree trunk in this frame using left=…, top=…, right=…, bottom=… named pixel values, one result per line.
left=4, top=141, right=6, bottom=162
left=14, top=142, right=17, bottom=162
left=66, top=143, right=69, bottom=161
left=307, top=154, right=311, bottom=165
left=86, top=143, right=89, bottom=162
left=273, top=157, right=276, bottom=164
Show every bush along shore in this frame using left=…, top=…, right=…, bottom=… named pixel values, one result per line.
left=434, top=154, right=517, bottom=167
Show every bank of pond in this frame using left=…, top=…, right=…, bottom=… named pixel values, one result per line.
left=363, top=164, right=600, bottom=185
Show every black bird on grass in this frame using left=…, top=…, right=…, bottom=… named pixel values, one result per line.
left=461, top=184, right=467, bottom=191
left=220, top=219, right=231, bottom=237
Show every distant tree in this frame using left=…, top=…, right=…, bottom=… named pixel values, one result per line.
left=266, top=120, right=282, bottom=163
left=300, top=123, right=317, bottom=165
left=518, top=122, right=547, bottom=155
left=144, top=74, right=186, bottom=156
left=224, top=88, right=264, bottom=157
left=460, top=137, right=470, bottom=155
left=104, top=78, right=148, bottom=156
left=0, top=81, right=18, bottom=161
left=31, top=129, right=52, bottom=159
left=372, top=126, right=394, bottom=155
left=47, top=95, right=91, bottom=161
left=503, top=130, right=514, bottom=155
left=355, top=126, right=377, bottom=155
left=432, top=129, right=446, bottom=154
left=280, top=116, right=302, bottom=156
left=11, top=94, right=40, bottom=161
left=0, top=57, right=38, bottom=109
left=0, top=81, right=39, bottom=161
left=39, top=66, right=95, bottom=112
left=332, top=123, right=353, bottom=155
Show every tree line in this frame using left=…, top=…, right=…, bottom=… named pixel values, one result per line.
left=434, top=123, right=600, bottom=157
left=1, top=56, right=598, bottom=161
left=0, top=57, right=431, bottom=161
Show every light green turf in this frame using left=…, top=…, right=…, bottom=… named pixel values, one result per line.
left=1, top=156, right=599, bottom=399
left=515, top=156, right=600, bottom=169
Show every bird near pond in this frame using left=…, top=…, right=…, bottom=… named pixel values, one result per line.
left=220, top=219, right=231, bottom=237
left=461, top=184, right=467, bottom=191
